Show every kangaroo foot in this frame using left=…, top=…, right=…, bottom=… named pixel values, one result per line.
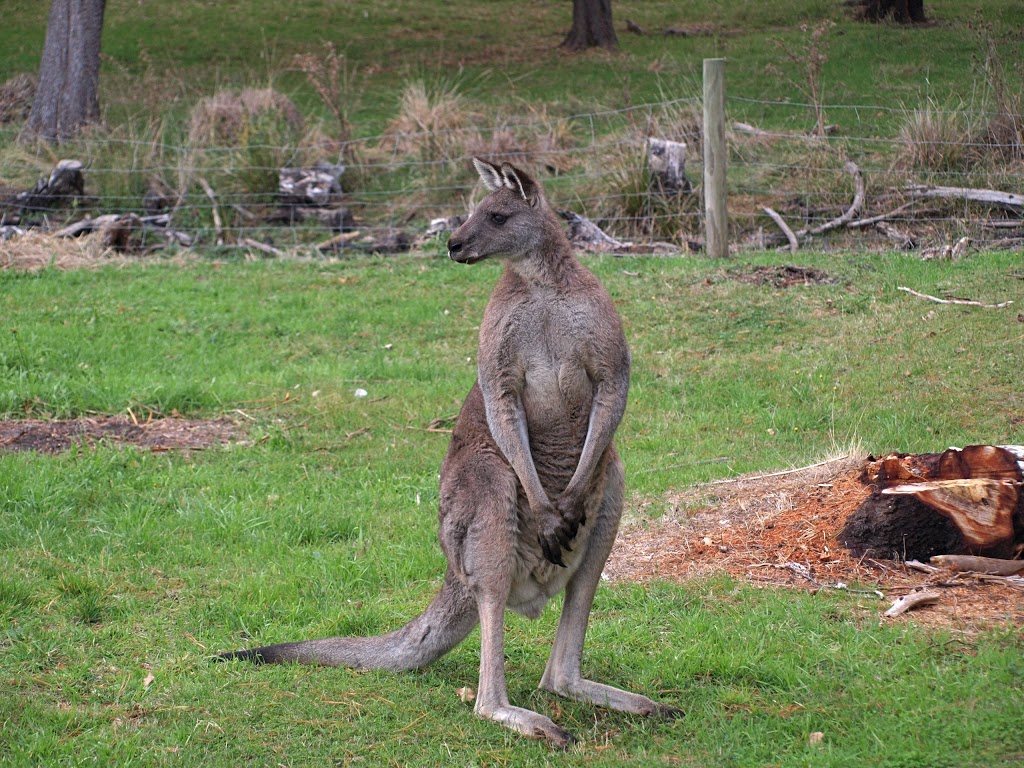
left=476, top=702, right=576, bottom=749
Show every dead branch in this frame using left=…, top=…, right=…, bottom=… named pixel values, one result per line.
left=239, top=237, right=285, bottom=258
left=906, top=183, right=1024, bottom=213
left=883, top=589, right=941, bottom=618
left=896, top=286, right=1013, bottom=309
left=804, top=161, right=865, bottom=237
left=763, top=162, right=865, bottom=248
left=762, top=206, right=799, bottom=253
left=847, top=200, right=921, bottom=229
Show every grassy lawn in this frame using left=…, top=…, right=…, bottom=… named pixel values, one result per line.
left=1, top=0, right=1023, bottom=764
left=2, top=252, right=1022, bottom=765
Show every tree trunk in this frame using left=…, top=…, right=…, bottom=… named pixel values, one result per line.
left=856, top=0, right=926, bottom=23
left=561, top=0, right=619, bottom=52
left=20, top=0, right=107, bottom=144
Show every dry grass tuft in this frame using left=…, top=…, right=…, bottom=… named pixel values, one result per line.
left=379, top=80, right=475, bottom=162
left=897, top=99, right=974, bottom=173
left=0, top=73, right=36, bottom=125
left=188, top=88, right=304, bottom=147
left=0, top=230, right=118, bottom=271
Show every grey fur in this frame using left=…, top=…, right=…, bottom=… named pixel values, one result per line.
left=217, top=159, right=680, bottom=747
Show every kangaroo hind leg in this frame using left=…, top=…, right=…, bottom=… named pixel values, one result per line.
left=538, top=457, right=682, bottom=719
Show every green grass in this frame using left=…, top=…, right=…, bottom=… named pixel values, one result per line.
left=1, top=252, right=1023, bottom=765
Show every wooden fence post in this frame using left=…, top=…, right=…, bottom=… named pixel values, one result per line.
left=703, top=58, right=728, bottom=258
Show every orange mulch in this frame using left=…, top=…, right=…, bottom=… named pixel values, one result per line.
left=607, top=455, right=1023, bottom=632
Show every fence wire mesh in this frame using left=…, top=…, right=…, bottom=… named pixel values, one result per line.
left=1, top=93, right=1021, bottom=255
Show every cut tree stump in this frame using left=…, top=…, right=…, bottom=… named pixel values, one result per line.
left=841, top=445, right=1023, bottom=560
left=647, top=138, right=692, bottom=197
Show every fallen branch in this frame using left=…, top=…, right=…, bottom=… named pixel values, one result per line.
left=906, top=183, right=1024, bottom=213
left=197, top=177, right=223, bottom=246
left=804, top=161, right=865, bottom=237
left=239, top=237, right=285, bottom=258
left=896, top=286, right=1013, bottom=309
left=847, top=200, right=921, bottom=229
left=883, top=589, right=941, bottom=618
left=762, top=206, right=799, bottom=253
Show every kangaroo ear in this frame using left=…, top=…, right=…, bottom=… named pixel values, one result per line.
left=500, top=163, right=542, bottom=206
left=472, top=157, right=506, bottom=192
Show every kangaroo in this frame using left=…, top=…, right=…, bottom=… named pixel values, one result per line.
left=217, top=158, right=680, bottom=747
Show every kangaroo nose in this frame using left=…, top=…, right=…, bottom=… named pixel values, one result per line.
left=447, top=239, right=462, bottom=259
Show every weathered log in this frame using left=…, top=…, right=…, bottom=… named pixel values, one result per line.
left=929, top=555, right=1024, bottom=576
left=906, top=184, right=1024, bottom=213
left=647, top=138, right=692, bottom=197
left=558, top=209, right=631, bottom=252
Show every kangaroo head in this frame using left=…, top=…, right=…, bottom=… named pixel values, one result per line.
left=447, top=158, right=547, bottom=265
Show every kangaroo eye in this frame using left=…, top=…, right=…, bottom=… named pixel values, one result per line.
left=490, top=213, right=507, bottom=225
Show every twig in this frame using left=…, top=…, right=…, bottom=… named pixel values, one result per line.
left=883, top=589, right=941, bottom=618
left=197, top=177, right=223, bottom=246
left=762, top=206, right=799, bottom=253
left=896, top=286, right=1013, bottom=309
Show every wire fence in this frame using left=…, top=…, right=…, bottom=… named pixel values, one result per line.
left=1, top=92, right=1022, bottom=256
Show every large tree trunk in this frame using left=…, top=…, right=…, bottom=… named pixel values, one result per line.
left=20, top=0, right=107, bottom=144
left=561, top=0, right=619, bottom=52
left=855, top=0, right=926, bottom=23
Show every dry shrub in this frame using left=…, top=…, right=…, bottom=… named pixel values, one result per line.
left=977, top=32, right=1024, bottom=164
left=0, top=73, right=36, bottom=125
left=292, top=42, right=362, bottom=151
left=379, top=81, right=475, bottom=162
left=188, top=88, right=303, bottom=147
left=464, top=106, right=578, bottom=174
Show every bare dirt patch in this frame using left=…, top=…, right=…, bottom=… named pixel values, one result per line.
left=608, top=455, right=1023, bottom=632
left=0, top=416, right=243, bottom=454
left=730, top=264, right=838, bottom=288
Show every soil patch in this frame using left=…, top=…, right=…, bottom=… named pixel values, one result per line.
left=0, top=416, right=244, bottom=454
left=608, top=455, right=1023, bottom=632
left=730, top=264, right=838, bottom=288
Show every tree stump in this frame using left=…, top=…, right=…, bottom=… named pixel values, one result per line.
left=15, top=159, right=85, bottom=216
left=840, top=445, right=1024, bottom=560
left=278, top=162, right=344, bottom=207
left=647, top=138, right=692, bottom=198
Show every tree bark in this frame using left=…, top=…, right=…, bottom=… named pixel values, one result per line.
left=561, top=0, right=619, bottom=52
left=20, top=0, right=107, bottom=144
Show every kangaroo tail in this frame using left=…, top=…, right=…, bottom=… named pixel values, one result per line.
left=216, top=573, right=478, bottom=672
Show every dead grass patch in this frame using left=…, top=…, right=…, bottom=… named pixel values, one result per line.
left=609, top=454, right=1023, bottom=632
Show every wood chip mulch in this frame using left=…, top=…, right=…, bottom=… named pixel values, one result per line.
left=607, top=455, right=1023, bottom=632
